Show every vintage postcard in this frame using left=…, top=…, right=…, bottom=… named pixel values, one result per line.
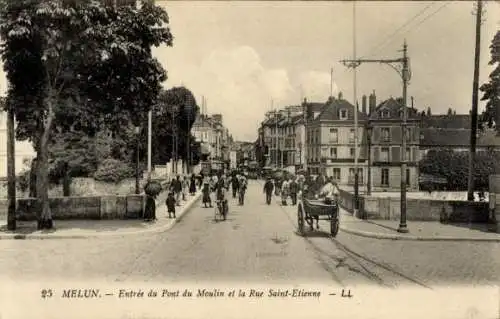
left=0, top=0, right=499, bottom=318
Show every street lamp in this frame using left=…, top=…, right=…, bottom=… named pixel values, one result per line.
left=366, top=123, right=373, bottom=196
left=135, top=125, right=140, bottom=194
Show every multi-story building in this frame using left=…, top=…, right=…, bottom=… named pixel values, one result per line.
left=419, top=112, right=500, bottom=157
left=191, top=113, right=230, bottom=169
left=367, top=92, right=421, bottom=191
left=257, top=102, right=323, bottom=169
left=306, top=92, right=367, bottom=186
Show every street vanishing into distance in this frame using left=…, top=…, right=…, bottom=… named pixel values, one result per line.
left=0, top=182, right=498, bottom=288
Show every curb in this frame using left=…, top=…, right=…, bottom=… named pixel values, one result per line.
left=0, top=193, right=202, bottom=240
left=339, top=225, right=500, bottom=242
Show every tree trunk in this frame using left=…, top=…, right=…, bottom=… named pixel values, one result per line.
left=29, top=158, right=37, bottom=198
left=36, top=98, right=55, bottom=230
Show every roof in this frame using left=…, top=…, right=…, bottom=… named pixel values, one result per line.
left=313, top=98, right=367, bottom=122
left=420, top=114, right=471, bottom=129
left=369, top=97, right=420, bottom=120
left=420, top=128, right=500, bottom=147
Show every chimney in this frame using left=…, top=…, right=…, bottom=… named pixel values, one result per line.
left=338, top=91, right=343, bottom=100
left=362, top=95, right=367, bottom=114
left=369, top=90, right=376, bottom=114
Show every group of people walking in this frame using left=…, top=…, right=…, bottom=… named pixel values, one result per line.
left=201, top=171, right=248, bottom=210
left=263, top=173, right=340, bottom=206
left=165, top=174, right=198, bottom=219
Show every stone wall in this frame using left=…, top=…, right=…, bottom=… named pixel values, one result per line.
left=338, top=189, right=490, bottom=223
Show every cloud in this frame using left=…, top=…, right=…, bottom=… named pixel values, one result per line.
left=167, top=46, right=294, bottom=141
left=298, top=70, right=339, bottom=101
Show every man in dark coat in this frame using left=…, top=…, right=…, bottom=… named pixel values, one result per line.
left=231, top=174, right=240, bottom=198
left=170, top=175, right=183, bottom=206
left=263, top=178, right=274, bottom=205
left=289, top=177, right=298, bottom=205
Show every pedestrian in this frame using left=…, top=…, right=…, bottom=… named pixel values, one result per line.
left=143, top=177, right=156, bottom=222
left=171, top=175, right=183, bottom=206
left=182, top=175, right=189, bottom=201
left=238, top=174, right=247, bottom=205
left=281, top=178, right=289, bottom=206
left=166, top=191, right=176, bottom=218
left=231, top=174, right=240, bottom=198
left=189, top=174, right=197, bottom=195
left=263, top=177, right=274, bottom=205
left=289, top=177, right=298, bottom=205
left=202, top=182, right=212, bottom=208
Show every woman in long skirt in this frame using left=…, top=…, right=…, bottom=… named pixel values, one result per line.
left=189, top=174, right=197, bottom=195
left=144, top=194, right=156, bottom=222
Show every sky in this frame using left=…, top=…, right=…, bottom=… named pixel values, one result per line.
left=151, top=0, right=500, bottom=142
left=1, top=1, right=499, bottom=142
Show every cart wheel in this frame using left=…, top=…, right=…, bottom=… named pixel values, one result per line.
left=330, top=218, right=339, bottom=237
left=297, top=206, right=304, bottom=234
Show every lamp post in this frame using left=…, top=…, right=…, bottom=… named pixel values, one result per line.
left=366, top=123, right=373, bottom=196
left=135, top=126, right=140, bottom=194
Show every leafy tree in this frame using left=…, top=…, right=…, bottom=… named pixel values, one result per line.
left=419, top=149, right=499, bottom=191
left=0, top=0, right=173, bottom=229
left=151, top=87, right=200, bottom=165
left=479, top=30, right=500, bottom=132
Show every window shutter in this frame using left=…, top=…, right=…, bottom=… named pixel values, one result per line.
left=373, top=126, right=380, bottom=143
left=391, top=146, right=400, bottom=162
left=373, top=147, right=380, bottom=162
left=392, top=126, right=401, bottom=143
left=413, top=148, right=418, bottom=162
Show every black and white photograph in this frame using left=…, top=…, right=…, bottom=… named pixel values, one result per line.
left=0, top=0, right=499, bottom=318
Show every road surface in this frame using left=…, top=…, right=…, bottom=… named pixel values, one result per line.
left=0, top=181, right=498, bottom=287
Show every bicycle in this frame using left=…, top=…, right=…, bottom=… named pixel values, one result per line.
left=214, top=199, right=227, bottom=221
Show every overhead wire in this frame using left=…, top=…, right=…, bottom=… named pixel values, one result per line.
left=361, top=2, right=438, bottom=58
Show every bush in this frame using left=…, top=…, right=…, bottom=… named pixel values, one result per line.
left=93, top=159, right=136, bottom=183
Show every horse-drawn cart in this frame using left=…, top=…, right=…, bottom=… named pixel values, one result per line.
left=297, top=196, right=340, bottom=237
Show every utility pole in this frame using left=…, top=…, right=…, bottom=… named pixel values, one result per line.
left=302, top=97, right=308, bottom=173
left=6, top=98, right=16, bottom=230
left=352, top=1, right=360, bottom=217
left=330, top=67, right=334, bottom=98
left=467, top=0, right=483, bottom=201
left=341, top=40, right=410, bottom=233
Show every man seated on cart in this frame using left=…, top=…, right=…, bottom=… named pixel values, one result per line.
left=317, top=177, right=340, bottom=205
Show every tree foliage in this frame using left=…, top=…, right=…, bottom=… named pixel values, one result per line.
left=419, top=149, right=499, bottom=191
left=479, top=30, right=500, bottom=132
left=0, top=0, right=173, bottom=228
left=151, top=86, right=200, bottom=165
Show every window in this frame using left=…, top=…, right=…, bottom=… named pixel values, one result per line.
left=330, top=148, right=337, bottom=159
left=381, top=168, right=389, bottom=186
left=381, top=128, right=390, bottom=142
left=349, top=129, right=355, bottom=143
left=333, top=168, right=341, bottom=180
left=350, top=148, right=355, bottom=158
left=380, top=147, right=389, bottom=162
left=405, top=127, right=412, bottom=141
left=348, top=168, right=363, bottom=184
left=381, top=110, right=390, bottom=118
left=406, top=168, right=410, bottom=186
left=405, top=147, right=411, bottom=161
left=329, top=128, right=338, bottom=143
left=339, top=109, right=348, bottom=120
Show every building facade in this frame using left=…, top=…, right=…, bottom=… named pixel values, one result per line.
left=306, top=93, right=367, bottom=187
left=191, top=113, right=230, bottom=168
left=367, top=93, right=421, bottom=191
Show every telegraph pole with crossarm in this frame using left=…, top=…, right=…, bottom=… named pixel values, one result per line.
left=340, top=40, right=410, bottom=233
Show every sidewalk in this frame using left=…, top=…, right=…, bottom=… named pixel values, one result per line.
left=0, top=192, right=202, bottom=240
left=339, top=208, right=500, bottom=242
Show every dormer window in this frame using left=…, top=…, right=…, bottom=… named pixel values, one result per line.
left=339, top=109, right=348, bottom=120
left=381, top=110, right=390, bottom=118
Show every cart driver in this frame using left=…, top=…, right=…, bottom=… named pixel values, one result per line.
left=317, top=177, right=339, bottom=205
